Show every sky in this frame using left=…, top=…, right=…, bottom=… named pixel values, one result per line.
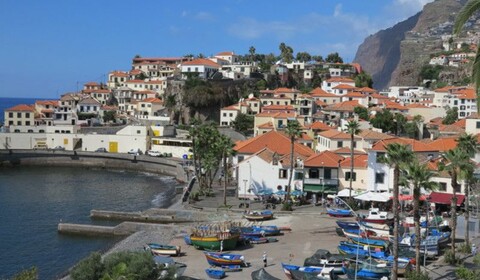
left=0, top=0, right=434, bottom=99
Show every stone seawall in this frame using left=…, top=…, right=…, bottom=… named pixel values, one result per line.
left=0, top=150, right=188, bottom=182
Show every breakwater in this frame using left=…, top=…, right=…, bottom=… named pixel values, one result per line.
left=0, top=149, right=188, bottom=182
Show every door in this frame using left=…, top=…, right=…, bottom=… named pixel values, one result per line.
left=109, top=142, right=118, bottom=153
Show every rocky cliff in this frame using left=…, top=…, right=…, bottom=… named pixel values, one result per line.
left=354, top=0, right=467, bottom=90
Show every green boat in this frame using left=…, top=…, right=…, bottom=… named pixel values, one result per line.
left=190, top=233, right=240, bottom=251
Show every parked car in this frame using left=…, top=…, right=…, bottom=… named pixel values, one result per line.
left=128, top=148, right=142, bottom=155
left=147, top=150, right=161, bottom=157
left=95, top=147, right=108, bottom=153
left=52, top=146, right=65, bottom=151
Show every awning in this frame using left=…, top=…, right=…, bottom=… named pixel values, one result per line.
left=354, top=191, right=391, bottom=202
left=337, top=188, right=366, bottom=197
left=303, top=184, right=337, bottom=194
left=429, top=192, right=465, bottom=206
left=398, top=194, right=428, bottom=201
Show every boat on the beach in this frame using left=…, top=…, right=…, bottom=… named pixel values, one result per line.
left=337, top=242, right=388, bottom=259
left=342, top=260, right=391, bottom=279
left=246, top=236, right=269, bottom=244
left=205, top=268, right=226, bottom=279
left=360, top=208, right=393, bottom=225
left=204, top=251, right=246, bottom=267
left=251, top=225, right=281, bottom=236
left=183, top=235, right=192, bottom=245
left=244, top=210, right=274, bottom=221
left=326, top=208, right=353, bottom=218
left=190, top=232, right=240, bottom=251
left=347, top=237, right=389, bottom=250
left=336, top=220, right=359, bottom=230
left=251, top=268, right=281, bottom=280
left=221, top=264, right=242, bottom=272
left=289, top=267, right=338, bottom=280
left=145, top=243, right=181, bottom=256
left=303, top=249, right=349, bottom=274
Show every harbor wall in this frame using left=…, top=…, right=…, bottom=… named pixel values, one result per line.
left=0, top=150, right=188, bottom=182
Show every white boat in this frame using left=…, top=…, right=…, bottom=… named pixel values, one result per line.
left=361, top=208, right=393, bottom=224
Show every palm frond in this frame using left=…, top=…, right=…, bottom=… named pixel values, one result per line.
left=453, top=0, right=480, bottom=35
left=472, top=44, right=480, bottom=114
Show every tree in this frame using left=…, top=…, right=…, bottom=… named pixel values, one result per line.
left=442, top=107, right=458, bottom=124
left=216, top=135, right=235, bottom=206
left=102, top=111, right=116, bottom=123
left=454, top=0, right=480, bottom=114
left=11, top=267, right=38, bottom=280
left=354, top=106, right=369, bottom=121
left=394, top=113, right=407, bottom=136
left=371, top=109, right=395, bottom=133
left=71, top=252, right=104, bottom=280
left=345, top=120, right=361, bottom=200
left=325, top=52, right=343, bottom=63
left=249, top=46, right=256, bottom=62
left=355, top=71, right=373, bottom=88
left=232, top=113, right=254, bottom=134
left=457, top=133, right=479, bottom=157
left=312, top=55, right=324, bottom=62
left=402, top=161, right=437, bottom=273
left=296, top=52, right=312, bottom=62
left=439, top=148, right=471, bottom=259
left=379, top=143, right=414, bottom=280
left=284, top=119, right=303, bottom=207
left=279, top=42, right=294, bottom=63
left=419, top=64, right=443, bottom=80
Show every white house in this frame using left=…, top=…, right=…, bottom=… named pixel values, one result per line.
left=181, top=58, right=220, bottom=79
left=321, top=77, right=356, bottom=93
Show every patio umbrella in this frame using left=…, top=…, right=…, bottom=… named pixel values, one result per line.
left=275, top=190, right=287, bottom=195
left=291, top=190, right=304, bottom=196
left=257, top=189, right=273, bottom=195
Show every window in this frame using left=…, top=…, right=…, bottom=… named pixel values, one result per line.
left=17, top=121, right=22, bottom=125
left=279, top=169, right=288, bottom=179
left=309, top=169, right=319, bottom=178
left=17, top=112, right=21, bottom=118
left=137, top=130, right=141, bottom=134
left=28, top=129, right=33, bottom=133
left=39, top=129, right=45, bottom=133
left=294, top=172, right=304, bottom=180
left=375, top=173, right=385, bottom=184
left=8, top=112, right=13, bottom=118
left=223, top=113, right=227, bottom=117
left=439, top=182, right=447, bottom=192
left=476, top=121, right=480, bottom=129
left=195, top=67, right=198, bottom=72
left=9, top=121, right=13, bottom=125
left=376, top=152, right=385, bottom=162
left=324, top=168, right=332, bottom=179
left=337, top=141, right=343, bottom=148
left=25, top=121, right=30, bottom=126
left=345, top=172, right=357, bottom=181
left=25, top=113, right=30, bottom=118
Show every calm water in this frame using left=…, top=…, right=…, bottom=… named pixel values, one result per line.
left=0, top=166, right=178, bottom=279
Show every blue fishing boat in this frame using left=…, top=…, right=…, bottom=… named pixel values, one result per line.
left=336, top=220, right=359, bottom=230
left=337, top=242, right=388, bottom=260
left=327, top=208, right=353, bottom=218
left=251, top=225, right=281, bottom=236
left=183, top=235, right=192, bottom=245
left=204, top=251, right=246, bottom=267
left=281, top=263, right=323, bottom=279
left=205, top=268, right=226, bottom=279
left=348, top=237, right=389, bottom=249
left=342, top=260, right=391, bottom=279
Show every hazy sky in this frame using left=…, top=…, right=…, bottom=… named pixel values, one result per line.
left=0, top=0, right=433, bottom=98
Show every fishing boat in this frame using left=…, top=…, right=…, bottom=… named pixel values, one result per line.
left=244, top=210, right=274, bottom=221
left=221, top=264, right=242, bottom=272
left=347, top=237, right=389, bottom=250
left=204, top=251, right=246, bottom=267
left=336, top=220, right=359, bottom=230
left=205, top=268, right=226, bottom=279
left=360, top=208, right=393, bottom=224
left=337, top=242, right=388, bottom=260
left=246, top=236, right=269, bottom=244
left=251, top=225, right=281, bottom=236
left=281, top=263, right=323, bottom=279
left=303, top=249, right=349, bottom=274
left=145, top=243, right=181, bottom=256
left=251, top=268, right=281, bottom=280
left=342, top=260, right=391, bottom=279
left=183, top=235, right=192, bottom=245
left=190, top=232, right=240, bottom=251
left=153, top=255, right=187, bottom=279
left=326, top=208, right=353, bottom=218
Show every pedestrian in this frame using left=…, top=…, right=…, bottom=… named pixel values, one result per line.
left=262, top=251, right=267, bottom=267
left=220, top=240, right=224, bottom=252
left=472, top=243, right=477, bottom=256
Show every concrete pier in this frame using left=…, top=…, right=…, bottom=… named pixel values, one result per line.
left=90, top=210, right=195, bottom=223
left=58, top=222, right=182, bottom=236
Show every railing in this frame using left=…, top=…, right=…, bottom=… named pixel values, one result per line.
left=303, top=178, right=339, bottom=186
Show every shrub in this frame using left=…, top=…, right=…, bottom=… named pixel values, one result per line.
left=281, top=202, right=293, bottom=211
left=103, top=251, right=157, bottom=280
left=405, top=270, right=430, bottom=280
left=458, top=243, right=471, bottom=254
left=71, top=252, right=104, bottom=280
left=10, top=267, right=38, bottom=280
left=456, top=266, right=480, bottom=280
left=444, top=249, right=463, bottom=265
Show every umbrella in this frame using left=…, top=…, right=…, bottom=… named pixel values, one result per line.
left=291, top=190, right=304, bottom=196
left=257, top=189, right=273, bottom=195
left=354, top=191, right=391, bottom=202
left=275, top=190, right=287, bottom=195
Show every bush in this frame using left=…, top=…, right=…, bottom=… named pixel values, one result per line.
left=458, top=243, right=472, bottom=254
left=281, top=202, right=293, bottom=211
left=71, top=252, right=104, bottom=280
left=456, top=266, right=480, bottom=280
left=405, top=270, right=430, bottom=280
left=103, top=251, right=157, bottom=280
left=444, top=249, right=463, bottom=265
left=10, top=267, right=38, bottom=280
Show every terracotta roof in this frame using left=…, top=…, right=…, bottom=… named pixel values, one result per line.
left=406, top=104, right=429, bottom=108
left=340, top=154, right=368, bottom=168
left=222, top=104, right=239, bottom=111
left=309, top=121, right=334, bottom=131
left=323, top=100, right=364, bottom=112
left=262, top=105, right=294, bottom=111
left=216, top=51, right=235, bottom=56
left=325, top=77, right=355, bottom=83
left=357, top=129, right=393, bottom=141
left=141, top=98, right=163, bottom=104
left=36, top=100, right=59, bottom=106
left=452, top=118, right=466, bottom=128
left=333, top=84, right=357, bottom=90
left=234, top=130, right=314, bottom=157
left=343, top=91, right=366, bottom=98
left=371, top=137, right=437, bottom=152
left=428, top=137, right=458, bottom=152
left=5, top=104, right=35, bottom=112
left=315, top=100, right=328, bottom=107
left=79, top=97, right=100, bottom=105
left=456, top=88, right=476, bottom=99
left=257, top=122, right=274, bottom=129
left=110, top=71, right=128, bottom=77
left=379, top=100, right=408, bottom=111
left=334, top=148, right=367, bottom=156
left=310, top=87, right=335, bottom=97
left=304, top=150, right=344, bottom=168
left=429, top=117, right=444, bottom=125
left=182, top=58, right=220, bottom=68
left=40, top=109, right=54, bottom=113
left=84, top=82, right=99, bottom=86
left=370, top=93, right=389, bottom=99
left=437, top=124, right=465, bottom=134
left=356, top=87, right=376, bottom=93
left=274, top=87, right=301, bottom=94
left=125, top=80, right=145, bottom=84
left=255, top=112, right=296, bottom=118
left=318, top=129, right=359, bottom=140
left=434, top=86, right=457, bottom=92
left=101, top=106, right=117, bottom=111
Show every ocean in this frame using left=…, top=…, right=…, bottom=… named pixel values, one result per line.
left=0, top=97, right=43, bottom=125
left=0, top=166, right=178, bottom=279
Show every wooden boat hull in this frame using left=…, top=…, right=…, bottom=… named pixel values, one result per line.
left=362, top=218, right=393, bottom=225
left=146, top=243, right=181, bottom=256
left=190, top=234, right=239, bottom=251
left=204, top=252, right=245, bottom=267
left=244, top=214, right=274, bottom=221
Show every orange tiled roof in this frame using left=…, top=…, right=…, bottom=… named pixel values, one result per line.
left=255, top=112, right=296, bottom=118
left=334, top=147, right=367, bottom=155
left=234, top=130, right=314, bottom=157
left=428, top=137, right=458, bottom=152
left=371, top=137, right=437, bottom=152
left=318, top=129, right=359, bottom=140
left=452, top=118, right=466, bottom=128
left=434, top=86, right=457, bottom=92
left=5, top=104, right=35, bottom=112
left=310, top=121, right=333, bottom=131
left=333, top=84, right=357, bottom=90
left=182, top=58, right=220, bottom=68
left=216, top=51, right=235, bottom=56
left=343, top=91, right=366, bottom=98
left=274, top=87, right=301, bottom=94
left=257, top=122, right=274, bottom=129
left=356, top=87, right=376, bottom=93
left=309, top=87, right=335, bottom=97
left=36, top=100, right=59, bottom=106
left=380, top=100, right=408, bottom=111
left=406, top=103, right=429, bottom=108
left=456, top=88, right=476, bottom=99
left=340, top=154, right=368, bottom=168
left=370, top=93, right=389, bottom=99
left=324, top=100, right=363, bottom=112
left=141, top=98, right=163, bottom=104
left=326, top=77, right=355, bottom=83
left=357, top=129, right=393, bottom=140
left=110, top=71, right=128, bottom=77
left=125, top=79, right=145, bottom=84
left=304, top=150, right=344, bottom=167
left=84, top=82, right=99, bottom=86
left=262, top=105, right=294, bottom=111
left=315, top=100, right=328, bottom=107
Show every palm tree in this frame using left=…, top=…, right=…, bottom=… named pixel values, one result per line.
left=345, top=120, right=361, bottom=199
left=402, top=161, right=437, bottom=273
left=217, top=134, right=236, bottom=206
left=439, top=148, right=471, bottom=257
left=249, top=46, right=256, bottom=62
left=457, top=133, right=479, bottom=157
left=462, top=165, right=476, bottom=248
left=285, top=119, right=303, bottom=205
left=379, top=143, right=414, bottom=280
left=454, top=0, right=480, bottom=114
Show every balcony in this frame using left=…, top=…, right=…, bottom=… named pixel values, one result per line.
left=303, top=178, right=339, bottom=186
left=303, top=177, right=339, bottom=193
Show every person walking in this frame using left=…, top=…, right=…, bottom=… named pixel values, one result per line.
left=472, top=243, right=477, bottom=256
left=262, top=251, right=267, bottom=267
left=220, top=240, right=224, bottom=252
